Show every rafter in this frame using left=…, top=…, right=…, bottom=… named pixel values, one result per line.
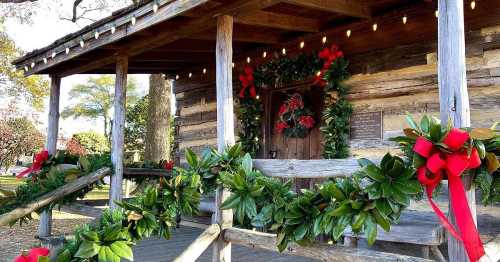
left=235, top=10, right=321, bottom=32
left=282, top=0, right=371, bottom=18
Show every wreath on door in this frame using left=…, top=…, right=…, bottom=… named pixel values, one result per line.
left=275, top=93, right=316, bottom=138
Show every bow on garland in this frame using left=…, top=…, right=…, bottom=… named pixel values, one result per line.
left=16, top=150, right=49, bottom=179
left=414, top=128, right=484, bottom=261
left=239, top=66, right=256, bottom=98
left=314, top=44, right=344, bottom=87
left=13, top=247, right=50, bottom=262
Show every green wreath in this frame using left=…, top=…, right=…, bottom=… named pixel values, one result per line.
left=275, top=93, right=316, bottom=138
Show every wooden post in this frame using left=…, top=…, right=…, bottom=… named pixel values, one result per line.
left=38, top=75, right=61, bottom=238
left=109, top=54, right=128, bottom=209
left=213, top=15, right=234, bottom=262
left=438, top=1, right=475, bottom=261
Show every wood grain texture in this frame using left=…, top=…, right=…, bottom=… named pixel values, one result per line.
left=174, top=224, right=221, bottom=262
left=223, top=227, right=433, bottom=262
left=253, top=158, right=365, bottom=178
left=213, top=15, right=234, bottom=262
left=0, top=168, right=111, bottom=227
left=109, top=54, right=128, bottom=209
left=282, top=0, right=371, bottom=18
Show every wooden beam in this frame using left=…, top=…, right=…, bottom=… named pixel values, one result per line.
left=213, top=15, right=234, bottom=262
left=253, top=158, right=366, bottom=178
left=109, top=54, right=128, bottom=209
left=438, top=1, right=477, bottom=262
left=0, top=168, right=111, bottom=227
left=283, top=0, right=371, bottom=18
left=223, top=227, right=433, bottom=262
left=174, top=224, right=221, bottom=262
left=17, top=0, right=210, bottom=76
left=235, top=10, right=320, bottom=32
left=189, top=29, right=280, bottom=44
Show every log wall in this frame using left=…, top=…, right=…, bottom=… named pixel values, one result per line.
left=173, top=25, right=500, bottom=163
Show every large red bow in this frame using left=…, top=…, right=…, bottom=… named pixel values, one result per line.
left=16, top=150, right=49, bottom=179
left=239, top=66, right=256, bottom=98
left=414, top=128, right=484, bottom=261
left=314, top=44, right=344, bottom=87
left=13, top=247, right=50, bottom=262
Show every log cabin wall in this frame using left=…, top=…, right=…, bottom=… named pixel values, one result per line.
left=173, top=25, right=500, bottom=164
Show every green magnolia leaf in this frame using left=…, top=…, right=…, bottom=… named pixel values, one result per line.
left=420, top=115, right=430, bottom=133
left=103, top=224, right=122, bottom=242
left=474, top=140, right=486, bottom=159
left=405, top=114, right=419, bottom=131
left=372, top=209, right=390, bottom=232
left=79, top=156, right=91, bottom=172
left=110, top=241, right=134, bottom=261
left=352, top=211, right=368, bottom=230
left=485, top=152, right=500, bottom=173
left=220, top=194, right=241, bottom=210
left=81, top=231, right=99, bottom=242
left=37, top=256, right=49, bottom=262
left=363, top=164, right=385, bottom=182
left=56, top=249, right=72, bottom=262
left=241, top=153, right=253, bottom=174
left=470, top=128, right=496, bottom=140
left=185, top=149, right=198, bottom=168
left=381, top=182, right=393, bottom=197
left=364, top=215, right=378, bottom=246
left=75, top=240, right=100, bottom=258
left=98, top=246, right=120, bottom=262
left=375, top=199, right=392, bottom=217
left=412, top=154, right=426, bottom=169
left=429, top=123, right=442, bottom=142
left=331, top=215, right=350, bottom=240
left=380, top=153, right=394, bottom=171
left=394, top=180, right=422, bottom=194
left=391, top=187, right=410, bottom=206
left=293, top=224, right=308, bottom=240
left=329, top=202, right=352, bottom=217
left=357, top=158, right=373, bottom=168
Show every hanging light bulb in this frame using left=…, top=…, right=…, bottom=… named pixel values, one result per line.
left=30, top=62, right=35, bottom=68
left=255, top=137, right=259, bottom=141
left=282, top=48, right=286, bottom=55
left=153, top=2, right=159, bottom=13
left=435, top=10, right=439, bottom=18
left=232, top=62, right=235, bottom=68
left=246, top=57, right=251, bottom=63
left=43, top=58, right=47, bottom=64
left=95, top=31, right=100, bottom=39
left=346, top=29, right=352, bottom=38
left=402, top=15, right=408, bottom=24
left=52, top=52, right=56, bottom=59
left=188, top=72, right=192, bottom=78
left=372, top=23, right=378, bottom=31
left=111, top=26, right=116, bottom=34
left=203, top=68, right=207, bottom=74
left=470, top=0, right=476, bottom=10
left=256, top=95, right=260, bottom=100
left=66, top=47, right=70, bottom=54
left=322, top=36, right=327, bottom=44
left=316, top=71, right=321, bottom=76
left=24, top=65, right=29, bottom=71
left=80, top=39, right=85, bottom=48
left=262, top=51, right=267, bottom=58
left=300, top=41, right=305, bottom=49
left=131, top=16, right=136, bottom=25
left=175, top=74, right=179, bottom=80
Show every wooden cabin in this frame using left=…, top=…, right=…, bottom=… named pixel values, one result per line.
left=11, top=0, right=500, bottom=261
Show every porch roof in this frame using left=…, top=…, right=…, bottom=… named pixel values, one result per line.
left=12, top=0, right=500, bottom=78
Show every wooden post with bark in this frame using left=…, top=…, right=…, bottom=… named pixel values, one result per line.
left=38, top=75, right=61, bottom=238
left=438, top=0, right=475, bottom=261
left=213, top=15, right=234, bottom=262
left=109, top=54, right=128, bottom=209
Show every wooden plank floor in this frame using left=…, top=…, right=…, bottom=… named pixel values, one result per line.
left=131, top=226, right=317, bottom=262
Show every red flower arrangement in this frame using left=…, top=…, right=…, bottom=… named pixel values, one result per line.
left=13, top=247, right=49, bottom=262
left=314, top=44, right=344, bottom=87
left=274, top=93, right=315, bottom=138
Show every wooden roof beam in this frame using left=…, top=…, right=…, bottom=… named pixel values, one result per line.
left=189, top=30, right=280, bottom=44
left=282, top=0, right=371, bottom=18
left=235, top=10, right=321, bottom=32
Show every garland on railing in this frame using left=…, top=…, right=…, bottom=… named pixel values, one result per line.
left=237, top=45, right=351, bottom=158
left=0, top=150, right=111, bottom=225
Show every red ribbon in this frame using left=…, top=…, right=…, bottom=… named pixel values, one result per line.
left=239, top=66, right=256, bottom=98
left=414, top=128, right=484, bottom=261
left=314, top=44, right=344, bottom=87
left=16, top=150, right=49, bottom=179
left=13, top=247, right=50, bottom=262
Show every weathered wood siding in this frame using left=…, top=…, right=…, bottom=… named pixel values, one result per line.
left=174, top=25, right=500, bottom=163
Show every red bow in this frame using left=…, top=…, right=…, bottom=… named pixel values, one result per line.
left=414, top=128, right=484, bottom=261
left=16, top=150, right=49, bottom=179
left=163, top=160, right=174, bottom=171
left=314, top=44, right=344, bottom=87
left=13, top=247, right=50, bottom=262
left=239, top=66, right=256, bottom=98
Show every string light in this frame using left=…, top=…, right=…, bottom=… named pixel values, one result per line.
left=52, top=52, right=56, bottom=59
left=262, top=51, right=267, bottom=58
left=232, top=62, right=235, bottom=68
left=95, top=31, right=100, bottom=39
left=322, top=36, right=327, bottom=44
left=402, top=15, right=408, bottom=24
left=175, top=74, right=179, bottom=80
left=153, top=2, right=159, bottom=13
left=246, top=57, right=251, bottom=63
left=470, top=0, right=476, bottom=10
left=65, top=47, right=70, bottom=54
left=30, top=62, right=35, bottom=68
left=203, top=68, right=207, bottom=74
left=24, top=65, right=29, bottom=71
left=372, top=23, right=378, bottom=31
left=435, top=10, right=439, bottom=18
left=80, top=39, right=85, bottom=48
left=346, top=29, right=351, bottom=38
left=282, top=48, right=286, bottom=55
left=300, top=41, right=305, bottom=49
left=188, top=72, right=192, bottom=78
left=111, top=26, right=116, bottom=34
left=131, top=16, right=136, bottom=25
left=43, top=58, right=47, bottom=64
left=256, top=95, right=260, bottom=100
left=316, top=71, right=321, bottom=76
left=255, top=137, right=259, bottom=141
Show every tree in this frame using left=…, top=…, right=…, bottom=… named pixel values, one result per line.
left=0, top=19, right=49, bottom=110
left=72, top=131, right=109, bottom=153
left=0, top=105, right=45, bottom=172
left=61, top=75, right=139, bottom=141
left=125, top=94, right=148, bottom=156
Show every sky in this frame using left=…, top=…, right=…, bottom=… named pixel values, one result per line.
left=2, top=1, right=150, bottom=138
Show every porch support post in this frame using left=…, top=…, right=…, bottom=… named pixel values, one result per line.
left=438, top=1, right=476, bottom=261
left=213, top=15, right=234, bottom=262
left=109, top=54, right=128, bottom=209
left=38, top=75, right=61, bottom=238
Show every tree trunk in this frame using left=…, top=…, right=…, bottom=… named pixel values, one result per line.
left=144, top=74, right=171, bottom=162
